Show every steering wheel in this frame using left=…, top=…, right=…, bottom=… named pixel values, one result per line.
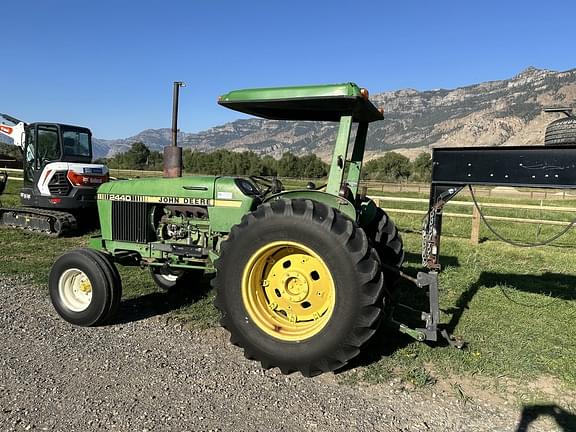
left=249, top=176, right=273, bottom=196
left=249, top=176, right=284, bottom=197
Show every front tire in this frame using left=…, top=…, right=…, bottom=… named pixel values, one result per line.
left=49, top=248, right=121, bottom=326
left=213, top=199, right=384, bottom=376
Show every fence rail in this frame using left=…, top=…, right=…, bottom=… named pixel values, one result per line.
left=372, top=196, right=576, bottom=244
left=373, top=195, right=576, bottom=213
left=3, top=168, right=575, bottom=244
left=5, top=167, right=576, bottom=200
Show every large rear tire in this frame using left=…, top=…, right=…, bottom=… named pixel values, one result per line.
left=49, top=248, right=121, bottom=326
left=364, top=207, right=404, bottom=293
left=213, top=199, right=384, bottom=376
left=365, top=207, right=404, bottom=268
left=545, top=117, right=576, bottom=146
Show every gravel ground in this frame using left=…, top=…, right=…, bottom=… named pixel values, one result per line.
left=0, top=274, right=569, bottom=432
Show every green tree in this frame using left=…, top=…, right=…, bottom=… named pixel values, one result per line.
left=123, top=142, right=151, bottom=170
left=363, top=152, right=411, bottom=182
left=277, top=152, right=300, bottom=177
left=261, top=155, right=278, bottom=176
left=410, top=152, right=432, bottom=182
left=147, top=150, right=164, bottom=171
left=300, top=154, right=328, bottom=178
left=0, top=142, right=23, bottom=162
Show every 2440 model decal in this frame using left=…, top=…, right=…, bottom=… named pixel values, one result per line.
left=97, top=193, right=211, bottom=206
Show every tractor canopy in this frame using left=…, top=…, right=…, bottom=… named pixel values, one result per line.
left=218, top=83, right=383, bottom=123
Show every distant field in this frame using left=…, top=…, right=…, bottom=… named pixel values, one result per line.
left=1, top=177, right=575, bottom=404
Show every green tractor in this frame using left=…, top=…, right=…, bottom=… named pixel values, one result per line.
left=48, top=83, right=404, bottom=376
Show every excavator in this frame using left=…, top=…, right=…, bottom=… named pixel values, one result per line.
left=0, top=114, right=109, bottom=236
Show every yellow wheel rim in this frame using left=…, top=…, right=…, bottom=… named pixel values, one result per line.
left=58, top=268, right=93, bottom=312
left=242, top=241, right=335, bottom=341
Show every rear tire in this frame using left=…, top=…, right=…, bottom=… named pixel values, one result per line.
left=213, top=199, right=384, bottom=376
left=364, top=207, right=404, bottom=295
left=545, top=117, right=576, bottom=146
left=49, top=248, right=121, bottom=326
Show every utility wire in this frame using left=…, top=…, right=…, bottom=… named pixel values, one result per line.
left=468, top=185, right=576, bottom=247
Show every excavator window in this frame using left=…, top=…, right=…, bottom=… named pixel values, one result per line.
left=62, top=130, right=91, bottom=158
left=37, top=126, right=60, bottom=163
left=24, top=129, right=36, bottom=185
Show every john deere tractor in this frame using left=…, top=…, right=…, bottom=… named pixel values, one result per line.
left=48, top=83, right=404, bottom=376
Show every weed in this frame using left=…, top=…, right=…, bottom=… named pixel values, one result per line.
left=402, top=367, right=436, bottom=388
left=451, top=382, right=474, bottom=405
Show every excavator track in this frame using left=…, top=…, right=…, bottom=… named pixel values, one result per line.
left=0, top=207, right=78, bottom=237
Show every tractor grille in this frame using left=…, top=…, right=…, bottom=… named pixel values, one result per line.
left=48, top=171, right=71, bottom=196
left=112, top=202, right=153, bottom=243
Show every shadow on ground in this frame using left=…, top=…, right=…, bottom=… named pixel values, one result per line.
left=342, top=253, right=576, bottom=371
left=113, top=275, right=214, bottom=325
left=403, top=251, right=461, bottom=269
left=444, top=271, right=576, bottom=335
left=341, top=252, right=462, bottom=372
left=515, top=404, right=576, bottom=432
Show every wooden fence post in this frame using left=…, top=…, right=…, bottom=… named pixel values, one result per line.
left=470, top=205, right=481, bottom=245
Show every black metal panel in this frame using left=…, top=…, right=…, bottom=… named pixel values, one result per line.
left=48, top=171, right=71, bottom=196
left=432, top=145, right=576, bottom=188
left=112, top=202, right=151, bottom=243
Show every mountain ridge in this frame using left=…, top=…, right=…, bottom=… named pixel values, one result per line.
left=13, top=67, right=576, bottom=161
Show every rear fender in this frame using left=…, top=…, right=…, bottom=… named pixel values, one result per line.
left=263, top=190, right=357, bottom=221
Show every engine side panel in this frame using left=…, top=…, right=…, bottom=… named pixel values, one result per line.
left=95, top=176, right=258, bottom=271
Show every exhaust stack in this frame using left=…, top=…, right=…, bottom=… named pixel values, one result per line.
left=163, top=81, right=185, bottom=178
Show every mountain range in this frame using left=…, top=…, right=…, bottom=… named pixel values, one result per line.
left=8, top=68, right=576, bottom=161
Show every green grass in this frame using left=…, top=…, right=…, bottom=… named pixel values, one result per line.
left=2, top=178, right=576, bottom=404
left=373, top=188, right=576, bottom=249
left=0, top=180, right=220, bottom=327
left=341, top=233, right=576, bottom=405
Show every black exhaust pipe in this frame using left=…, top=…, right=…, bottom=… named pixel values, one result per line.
left=164, top=81, right=185, bottom=178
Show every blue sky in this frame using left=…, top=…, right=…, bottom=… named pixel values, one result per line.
left=3, top=1, right=575, bottom=139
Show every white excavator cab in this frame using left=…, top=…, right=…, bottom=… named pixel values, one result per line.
left=0, top=113, right=109, bottom=235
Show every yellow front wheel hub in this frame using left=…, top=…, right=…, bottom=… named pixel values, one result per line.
left=242, top=241, right=335, bottom=341
left=58, top=268, right=93, bottom=312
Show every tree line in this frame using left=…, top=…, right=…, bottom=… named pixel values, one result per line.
left=99, top=142, right=432, bottom=181
left=99, top=142, right=329, bottom=178
left=5, top=139, right=432, bottom=181
left=362, top=152, right=432, bottom=182
left=0, top=142, right=23, bottom=162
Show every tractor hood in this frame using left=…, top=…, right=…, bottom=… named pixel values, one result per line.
left=98, top=176, right=216, bottom=203
left=95, top=175, right=259, bottom=237
left=96, top=175, right=258, bottom=207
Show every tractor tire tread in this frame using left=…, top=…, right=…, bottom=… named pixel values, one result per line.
left=545, top=117, right=576, bottom=146
left=212, top=198, right=384, bottom=376
left=49, top=249, right=113, bottom=327
left=75, top=248, right=122, bottom=324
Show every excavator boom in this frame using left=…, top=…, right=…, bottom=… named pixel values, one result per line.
left=0, top=113, right=26, bottom=149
